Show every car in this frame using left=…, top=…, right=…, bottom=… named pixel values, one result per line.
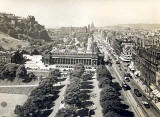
left=59, top=101, right=65, bottom=109
left=124, top=77, right=130, bottom=82
left=116, top=60, right=120, bottom=64
left=141, top=101, right=150, bottom=108
left=124, top=73, right=132, bottom=79
left=122, top=82, right=130, bottom=90
left=134, top=89, right=142, bottom=97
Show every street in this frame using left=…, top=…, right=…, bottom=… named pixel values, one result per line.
left=93, top=33, right=160, bottom=117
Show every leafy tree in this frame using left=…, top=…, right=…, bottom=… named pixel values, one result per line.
left=55, top=108, right=76, bottom=117
left=15, top=75, right=59, bottom=117
left=65, top=82, right=81, bottom=107
left=101, top=100, right=122, bottom=114
left=11, top=50, right=24, bottom=64
left=28, top=72, right=37, bottom=80
left=96, top=65, right=112, bottom=80
left=82, top=73, right=92, bottom=81
left=16, top=64, right=27, bottom=78
left=72, top=63, right=85, bottom=77
left=48, top=69, right=61, bottom=78
left=1, top=63, right=18, bottom=78
left=98, top=78, right=112, bottom=88
left=30, top=49, right=41, bottom=55
left=104, top=111, right=122, bottom=117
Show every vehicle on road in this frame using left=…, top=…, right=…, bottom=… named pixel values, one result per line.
left=141, top=101, right=150, bottom=108
left=124, top=73, right=132, bottom=78
left=134, top=89, right=142, bottom=97
left=122, top=82, right=130, bottom=90
left=124, top=77, right=130, bottom=82
left=59, top=100, right=65, bottom=109
left=116, top=60, right=120, bottom=64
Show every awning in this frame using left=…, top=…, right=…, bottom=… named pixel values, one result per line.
left=150, top=84, right=156, bottom=90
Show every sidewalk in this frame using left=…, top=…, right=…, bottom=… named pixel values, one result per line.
left=90, top=74, right=103, bottom=117
left=130, top=72, right=160, bottom=113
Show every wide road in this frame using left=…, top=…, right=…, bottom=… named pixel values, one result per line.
left=107, top=64, right=146, bottom=117
left=93, top=32, right=160, bottom=117
left=94, top=33, right=146, bottom=117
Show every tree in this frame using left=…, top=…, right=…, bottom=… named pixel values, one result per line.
left=48, top=69, right=61, bottom=78
left=55, top=108, right=76, bottom=117
left=96, top=65, right=112, bottom=80
left=1, top=63, right=18, bottom=78
left=101, top=100, right=122, bottom=114
left=104, top=111, right=122, bottom=117
left=72, top=64, right=85, bottom=77
left=17, top=45, right=22, bottom=49
left=98, top=78, right=112, bottom=88
left=15, top=75, right=59, bottom=117
left=30, top=49, right=40, bottom=55
left=16, top=64, right=27, bottom=78
left=11, top=50, right=24, bottom=64
left=28, top=72, right=37, bottom=80
left=82, top=73, right=92, bottom=81
left=65, top=82, right=81, bottom=107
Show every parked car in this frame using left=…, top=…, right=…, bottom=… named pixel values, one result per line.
left=122, top=82, right=130, bottom=90
left=134, top=89, right=142, bottom=97
left=124, top=73, right=132, bottom=78
left=116, top=60, right=120, bottom=64
left=124, top=77, right=130, bottom=82
left=141, top=101, right=150, bottom=108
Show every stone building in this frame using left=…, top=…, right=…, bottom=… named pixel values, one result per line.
left=42, top=37, right=104, bottom=69
left=0, top=51, right=11, bottom=71
left=42, top=52, right=103, bottom=69
left=119, top=40, right=134, bottom=62
left=132, top=38, right=160, bottom=88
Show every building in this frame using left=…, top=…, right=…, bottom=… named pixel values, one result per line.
left=0, top=51, right=12, bottom=71
left=119, top=41, right=134, bottom=62
left=132, top=37, right=160, bottom=88
left=42, top=52, right=104, bottom=69
left=42, top=37, right=104, bottom=69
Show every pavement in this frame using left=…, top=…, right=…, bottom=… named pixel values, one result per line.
left=108, top=65, right=146, bottom=117
left=130, top=71, right=160, bottom=115
left=49, top=76, right=70, bottom=117
left=93, top=33, right=150, bottom=117
left=0, top=84, right=38, bottom=87
left=90, top=72, right=103, bottom=117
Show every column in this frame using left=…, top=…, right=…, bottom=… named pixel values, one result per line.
left=60, top=58, right=62, bottom=64
left=73, top=59, right=75, bottom=64
left=86, top=59, right=88, bottom=65
left=58, top=58, right=60, bottom=64
left=89, top=59, right=91, bottom=65
left=76, top=59, right=78, bottom=64
left=84, top=59, right=86, bottom=65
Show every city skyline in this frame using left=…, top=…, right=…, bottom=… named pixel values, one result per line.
left=0, top=0, right=160, bottom=28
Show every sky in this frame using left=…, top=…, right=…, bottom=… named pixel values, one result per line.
left=0, top=0, right=160, bottom=28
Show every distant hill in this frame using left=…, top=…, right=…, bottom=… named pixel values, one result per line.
left=101, top=24, right=160, bottom=30
left=0, top=32, right=30, bottom=50
left=0, top=13, right=51, bottom=41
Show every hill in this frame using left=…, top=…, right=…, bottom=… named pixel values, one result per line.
left=101, top=24, right=160, bottom=30
left=0, top=32, right=30, bottom=50
left=0, top=13, right=51, bottom=41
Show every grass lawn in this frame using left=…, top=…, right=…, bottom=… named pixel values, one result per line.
left=0, top=78, right=38, bottom=86
left=0, top=93, right=28, bottom=117
left=0, top=87, right=36, bottom=95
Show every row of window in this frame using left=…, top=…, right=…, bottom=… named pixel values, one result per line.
left=56, top=65, right=92, bottom=69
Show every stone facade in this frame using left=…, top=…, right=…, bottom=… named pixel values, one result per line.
left=42, top=52, right=104, bottom=69
left=0, top=51, right=11, bottom=71
left=133, top=47, right=160, bottom=86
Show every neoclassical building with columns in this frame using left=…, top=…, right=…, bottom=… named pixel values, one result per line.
left=42, top=36, right=104, bottom=69
left=42, top=52, right=104, bottom=69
